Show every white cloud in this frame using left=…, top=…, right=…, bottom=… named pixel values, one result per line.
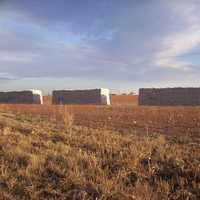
left=153, top=1, right=200, bottom=70
left=0, top=72, right=16, bottom=80
left=1, top=0, right=200, bottom=91
left=154, top=30, right=200, bottom=70
left=0, top=51, right=35, bottom=63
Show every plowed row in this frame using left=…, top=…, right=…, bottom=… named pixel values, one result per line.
left=0, top=103, right=199, bottom=139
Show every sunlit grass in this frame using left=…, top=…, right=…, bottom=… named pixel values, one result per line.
left=0, top=111, right=199, bottom=200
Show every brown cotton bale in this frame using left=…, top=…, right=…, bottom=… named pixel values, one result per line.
left=0, top=90, right=43, bottom=104
left=52, top=88, right=110, bottom=105
left=139, top=87, right=200, bottom=106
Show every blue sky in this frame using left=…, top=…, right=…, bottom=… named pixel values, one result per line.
left=0, top=0, right=200, bottom=94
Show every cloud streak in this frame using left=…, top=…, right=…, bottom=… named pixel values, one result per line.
left=0, top=0, right=200, bottom=91
left=153, top=1, right=200, bottom=70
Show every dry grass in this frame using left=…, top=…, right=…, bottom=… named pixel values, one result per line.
left=0, top=111, right=199, bottom=200
left=0, top=104, right=199, bottom=139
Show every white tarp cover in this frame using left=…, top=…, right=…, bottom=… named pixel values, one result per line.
left=31, top=90, right=43, bottom=104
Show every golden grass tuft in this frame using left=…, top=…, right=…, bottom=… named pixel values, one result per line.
left=0, top=111, right=199, bottom=200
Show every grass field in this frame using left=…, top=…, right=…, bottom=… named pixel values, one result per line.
left=0, top=111, right=199, bottom=200
left=0, top=104, right=199, bottom=139
left=0, top=95, right=199, bottom=200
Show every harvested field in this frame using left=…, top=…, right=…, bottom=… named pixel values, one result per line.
left=43, top=95, right=52, bottom=105
left=0, top=104, right=199, bottom=140
left=0, top=111, right=199, bottom=200
left=111, top=95, right=138, bottom=105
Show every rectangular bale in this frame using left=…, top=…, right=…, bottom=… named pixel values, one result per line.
left=139, top=88, right=200, bottom=106
left=52, top=88, right=110, bottom=105
left=0, top=90, right=43, bottom=104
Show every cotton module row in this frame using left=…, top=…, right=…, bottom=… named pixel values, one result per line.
left=0, top=88, right=110, bottom=105
left=0, top=87, right=200, bottom=106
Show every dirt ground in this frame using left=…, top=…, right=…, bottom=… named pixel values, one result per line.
left=0, top=104, right=199, bottom=141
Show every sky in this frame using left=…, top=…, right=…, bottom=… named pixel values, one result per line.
left=0, top=0, right=200, bottom=94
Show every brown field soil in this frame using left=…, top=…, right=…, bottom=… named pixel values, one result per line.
left=0, top=104, right=200, bottom=140
left=0, top=111, right=199, bottom=200
left=43, top=95, right=52, bottom=105
left=111, top=95, right=138, bottom=105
